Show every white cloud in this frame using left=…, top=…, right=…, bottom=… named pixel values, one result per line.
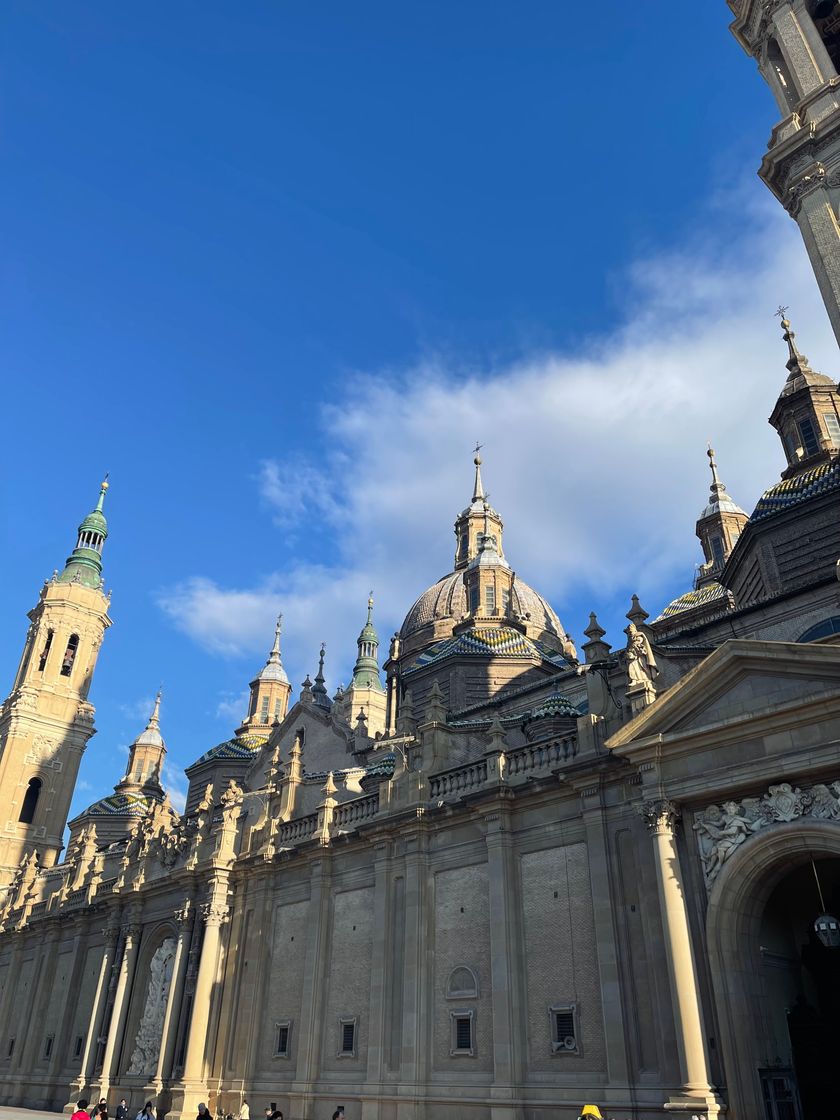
left=215, top=690, right=250, bottom=724
left=161, top=759, right=188, bottom=814
left=119, top=696, right=157, bottom=724
left=157, top=188, right=839, bottom=682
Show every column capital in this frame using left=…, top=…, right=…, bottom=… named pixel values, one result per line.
left=101, top=923, right=120, bottom=946
left=201, top=901, right=229, bottom=927
left=174, top=900, right=196, bottom=928
left=639, top=797, right=680, bottom=835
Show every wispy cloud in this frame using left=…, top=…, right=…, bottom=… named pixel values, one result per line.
left=156, top=190, right=838, bottom=686
left=119, top=696, right=157, bottom=724
left=215, top=689, right=250, bottom=724
left=161, top=760, right=188, bottom=814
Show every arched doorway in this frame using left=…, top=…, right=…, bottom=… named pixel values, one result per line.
left=707, top=823, right=840, bottom=1120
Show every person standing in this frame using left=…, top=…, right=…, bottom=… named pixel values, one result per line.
left=331, top=1108, right=345, bottom=1120
left=238, top=1101, right=249, bottom=1120
left=115, top=1100, right=128, bottom=1120
left=71, top=1099, right=90, bottom=1120
left=97, top=1098, right=109, bottom=1120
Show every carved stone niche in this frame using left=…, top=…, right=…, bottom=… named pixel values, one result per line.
left=126, top=937, right=176, bottom=1076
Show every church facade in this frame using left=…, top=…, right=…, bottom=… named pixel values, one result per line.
left=2, top=6, right=840, bottom=1120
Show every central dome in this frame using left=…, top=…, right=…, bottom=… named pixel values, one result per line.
left=399, top=569, right=567, bottom=657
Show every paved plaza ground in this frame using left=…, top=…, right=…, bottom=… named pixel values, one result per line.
left=0, top=1108, right=63, bottom=1120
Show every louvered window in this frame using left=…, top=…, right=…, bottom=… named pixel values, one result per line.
left=550, top=1004, right=578, bottom=1054
left=338, top=1017, right=357, bottom=1057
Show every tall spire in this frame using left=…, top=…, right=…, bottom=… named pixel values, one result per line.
left=472, top=443, right=485, bottom=501
left=148, top=688, right=162, bottom=734
left=257, top=614, right=289, bottom=685
left=777, top=306, right=814, bottom=381
left=312, top=643, right=331, bottom=708
left=57, top=477, right=110, bottom=589
left=351, top=593, right=385, bottom=691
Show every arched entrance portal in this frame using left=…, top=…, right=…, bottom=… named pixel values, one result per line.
left=707, top=822, right=840, bottom=1120
left=759, top=858, right=840, bottom=1117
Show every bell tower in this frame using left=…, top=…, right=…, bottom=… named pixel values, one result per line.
left=0, top=479, right=112, bottom=885
left=729, top=1, right=840, bottom=345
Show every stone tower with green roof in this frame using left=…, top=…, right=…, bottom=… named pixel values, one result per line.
left=0, top=480, right=112, bottom=887
left=340, top=595, right=387, bottom=736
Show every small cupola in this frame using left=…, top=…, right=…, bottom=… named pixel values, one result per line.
left=57, top=477, right=110, bottom=589
left=695, top=446, right=748, bottom=584
left=769, top=309, right=840, bottom=479
left=237, top=615, right=292, bottom=735
left=453, top=447, right=505, bottom=570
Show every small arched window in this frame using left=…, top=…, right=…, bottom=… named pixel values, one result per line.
left=19, top=778, right=42, bottom=825
left=798, top=617, right=840, bottom=642
left=60, top=634, right=79, bottom=677
left=38, top=629, right=54, bottom=673
left=447, top=966, right=479, bottom=999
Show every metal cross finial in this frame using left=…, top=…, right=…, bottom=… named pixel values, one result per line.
left=775, top=304, right=789, bottom=321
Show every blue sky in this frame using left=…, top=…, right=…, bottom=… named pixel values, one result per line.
left=1, top=2, right=837, bottom=820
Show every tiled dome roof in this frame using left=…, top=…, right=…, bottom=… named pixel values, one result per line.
left=400, top=570, right=565, bottom=647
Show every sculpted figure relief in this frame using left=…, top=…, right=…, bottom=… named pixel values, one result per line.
left=625, top=622, right=659, bottom=688
left=695, top=779, right=840, bottom=887
left=126, top=937, right=176, bottom=1076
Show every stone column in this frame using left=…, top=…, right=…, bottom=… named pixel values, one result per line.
left=484, top=807, right=524, bottom=1120
left=790, top=173, right=840, bottom=349
left=180, top=900, right=228, bottom=1091
left=51, top=925, right=88, bottom=1083
left=71, top=925, right=119, bottom=1100
left=398, top=820, right=430, bottom=1120
left=362, top=841, right=391, bottom=1120
left=99, top=923, right=142, bottom=1095
left=290, top=856, right=331, bottom=1118
left=641, top=799, right=720, bottom=1113
left=20, top=924, right=61, bottom=1072
left=155, top=906, right=194, bottom=1085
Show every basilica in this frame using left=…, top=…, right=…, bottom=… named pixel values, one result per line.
left=2, top=4, right=840, bottom=1120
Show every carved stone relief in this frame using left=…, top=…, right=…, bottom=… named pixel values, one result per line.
left=694, top=780, right=840, bottom=888
left=126, top=937, right=176, bottom=1076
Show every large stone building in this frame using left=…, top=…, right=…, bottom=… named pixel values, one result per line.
left=2, top=7, right=840, bottom=1120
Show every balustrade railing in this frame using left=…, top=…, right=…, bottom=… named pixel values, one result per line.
left=277, top=813, right=318, bottom=844
left=334, top=793, right=379, bottom=828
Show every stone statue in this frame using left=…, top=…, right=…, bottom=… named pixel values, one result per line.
left=694, top=803, right=761, bottom=885
left=220, top=778, right=243, bottom=811
left=126, top=937, right=176, bottom=1075
left=625, top=622, right=659, bottom=687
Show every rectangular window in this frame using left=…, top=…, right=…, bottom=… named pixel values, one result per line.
left=6, top=1038, right=14, bottom=1059
left=550, top=1004, right=578, bottom=1054
left=274, top=1021, right=291, bottom=1057
left=450, top=1010, right=474, bottom=1056
left=338, top=1017, right=357, bottom=1057
left=485, top=584, right=496, bottom=613
left=501, top=588, right=511, bottom=614
left=469, top=585, right=479, bottom=613
left=799, top=416, right=820, bottom=456
left=43, top=1035, right=53, bottom=1060
left=825, top=412, right=840, bottom=445
left=73, top=1035, right=84, bottom=1059
left=260, top=696, right=270, bottom=722
left=710, top=535, right=725, bottom=566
